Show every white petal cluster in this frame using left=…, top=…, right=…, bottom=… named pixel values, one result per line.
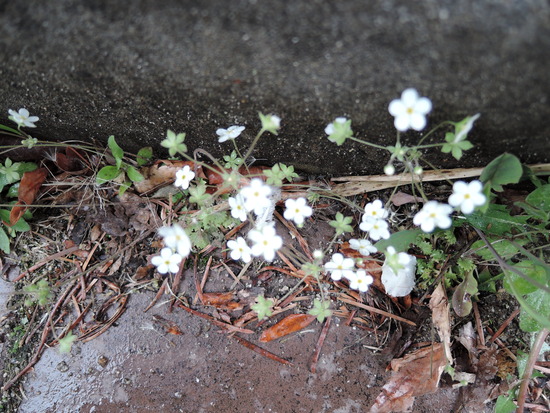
left=448, top=180, right=486, bottom=214
left=359, top=200, right=391, bottom=241
left=8, top=108, right=39, bottom=128
left=413, top=201, right=453, bottom=233
left=381, top=247, right=417, bottom=297
left=151, top=248, right=183, bottom=274
left=283, top=197, right=313, bottom=226
left=388, top=88, right=432, bottom=132
left=216, top=125, right=245, bottom=143
left=349, top=239, right=377, bottom=256
left=174, top=165, right=195, bottom=190
left=324, top=253, right=355, bottom=281
left=158, top=224, right=192, bottom=257
left=239, top=178, right=273, bottom=216
left=227, top=236, right=252, bottom=263
left=248, top=223, right=283, bottom=262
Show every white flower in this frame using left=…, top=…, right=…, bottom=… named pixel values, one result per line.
left=151, top=247, right=183, bottom=274
left=227, top=236, right=252, bottom=263
left=324, top=253, right=355, bottom=281
left=158, top=224, right=192, bottom=257
left=228, top=194, right=248, bottom=222
left=239, top=178, right=273, bottom=215
left=359, top=218, right=390, bottom=241
left=259, top=113, right=281, bottom=135
left=381, top=248, right=417, bottom=297
left=348, top=270, right=374, bottom=293
left=8, top=108, right=39, bottom=128
left=454, top=114, right=480, bottom=143
left=363, top=200, right=388, bottom=221
left=413, top=201, right=453, bottom=233
left=324, top=117, right=347, bottom=135
left=349, top=239, right=377, bottom=256
left=388, top=88, right=432, bottom=132
left=448, top=180, right=486, bottom=214
left=174, top=165, right=195, bottom=190
left=248, top=223, right=282, bottom=262
left=283, top=197, right=313, bottom=226
left=216, top=125, right=245, bottom=143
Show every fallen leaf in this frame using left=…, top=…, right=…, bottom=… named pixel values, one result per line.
left=133, top=160, right=200, bottom=194
left=391, top=191, right=424, bottom=206
left=458, top=322, right=479, bottom=357
left=202, top=292, right=243, bottom=311
left=259, top=314, right=316, bottom=343
left=153, top=315, right=183, bottom=335
left=8, top=168, right=47, bottom=226
left=369, top=343, right=447, bottom=413
left=429, top=283, right=453, bottom=363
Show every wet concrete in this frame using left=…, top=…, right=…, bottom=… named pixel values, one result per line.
left=17, top=291, right=469, bottom=413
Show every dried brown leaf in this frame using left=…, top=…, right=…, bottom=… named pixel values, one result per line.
left=8, top=168, right=48, bottom=226
left=429, top=283, right=453, bottom=363
left=259, top=314, right=316, bottom=343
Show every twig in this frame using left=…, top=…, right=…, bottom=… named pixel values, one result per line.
left=13, top=246, right=80, bottom=281
left=144, top=278, right=168, bottom=313
left=232, top=335, right=293, bottom=366
left=472, top=301, right=485, bottom=347
left=310, top=317, right=332, bottom=373
left=488, top=307, right=520, bottom=345
left=517, top=328, right=549, bottom=412
left=176, top=301, right=254, bottom=334
left=339, top=297, right=416, bottom=326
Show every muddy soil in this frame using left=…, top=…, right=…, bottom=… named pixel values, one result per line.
left=14, top=289, right=472, bottom=413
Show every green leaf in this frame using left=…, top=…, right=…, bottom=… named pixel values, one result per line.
left=503, top=261, right=548, bottom=295
left=308, top=298, right=332, bottom=323
left=525, top=184, right=550, bottom=213
left=514, top=201, right=548, bottom=221
left=494, top=394, right=517, bottom=413
left=451, top=270, right=478, bottom=317
left=462, top=204, right=529, bottom=236
left=375, top=229, right=422, bottom=252
left=188, top=180, right=211, bottom=206
left=0, top=227, right=10, bottom=253
left=58, top=331, right=77, bottom=354
left=479, top=153, right=522, bottom=192
left=136, top=147, right=153, bottom=166
left=16, top=162, right=38, bottom=174
left=108, top=135, right=124, bottom=169
left=126, top=165, right=144, bottom=183
left=6, top=183, right=19, bottom=198
left=0, top=123, right=21, bottom=135
left=11, top=217, right=30, bottom=232
left=329, top=212, right=353, bottom=235
left=470, top=238, right=524, bottom=261
left=251, top=295, right=273, bottom=320
left=516, top=288, right=550, bottom=332
left=118, top=181, right=131, bottom=196
left=96, top=165, right=121, bottom=184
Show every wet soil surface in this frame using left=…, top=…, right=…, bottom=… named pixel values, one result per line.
left=15, top=290, right=470, bottom=413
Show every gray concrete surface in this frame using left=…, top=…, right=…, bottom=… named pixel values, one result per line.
left=1, top=0, right=549, bottom=174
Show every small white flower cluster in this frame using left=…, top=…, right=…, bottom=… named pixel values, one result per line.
left=151, top=224, right=192, bottom=274
left=216, top=125, right=245, bottom=143
left=324, top=253, right=374, bottom=293
left=8, top=108, right=39, bottom=128
left=359, top=200, right=391, bottom=241
left=226, top=178, right=313, bottom=263
left=413, top=180, right=486, bottom=233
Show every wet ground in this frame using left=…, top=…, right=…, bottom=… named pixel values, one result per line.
left=13, top=289, right=473, bottom=413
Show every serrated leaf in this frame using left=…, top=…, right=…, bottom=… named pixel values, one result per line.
left=136, top=147, right=153, bottom=166
left=525, top=184, right=550, bottom=213
left=108, top=135, right=124, bottom=169
left=503, top=261, right=547, bottom=295
left=96, top=165, right=121, bottom=184
left=375, top=229, right=422, bottom=253
left=479, top=153, right=522, bottom=192
left=452, top=271, right=478, bottom=317
left=462, top=204, right=529, bottom=236
left=0, top=227, right=10, bottom=253
left=126, top=165, right=144, bottom=183
left=516, top=288, right=550, bottom=332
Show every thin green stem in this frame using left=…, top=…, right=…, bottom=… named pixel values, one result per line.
left=348, top=137, right=389, bottom=151
left=416, top=121, right=454, bottom=146
left=242, top=128, right=266, bottom=167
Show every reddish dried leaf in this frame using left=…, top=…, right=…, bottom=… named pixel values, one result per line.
left=153, top=315, right=183, bottom=335
left=9, top=168, right=47, bottom=226
left=55, top=147, right=85, bottom=172
left=369, top=343, right=447, bottom=413
left=202, top=292, right=243, bottom=311
left=259, top=314, right=316, bottom=343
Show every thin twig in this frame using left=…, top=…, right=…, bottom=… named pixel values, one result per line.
left=517, top=328, right=549, bottom=412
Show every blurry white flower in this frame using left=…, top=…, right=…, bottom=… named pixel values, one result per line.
left=248, top=223, right=282, bottom=262
left=348, top=270, right=374, bottom=293
left=388, top=88, right=432, bottom=132
left=363, top=200, right=389, bottom=221
left=448, top=180, right=486, bottom=214
left=283, top=197, right=313, bottom=226
left=158, top=224, right=192, bottom=257
left=359, top=218, right=390, bottom=241
left=227, top=236, right=252, bottom=263
left=381, top=247, right=417, bottom=297
left=174, top=165, right=195, bottom=190
left=216, top=125, right=245, bottom=143
left=259, top=113, right=281, bottom=135
left=413, top=201, right=453, bottom=233
left=8, top=108, right=39, bottom=128
left=239, top=178, right=273, bottom=215
left=151, top=247, right=183, bottom=274
left=228, top=194, right=248, bottom=222
left=349, top=238, right=377, bottom=256
left=384, top=164, right=395, bottom=176
left=324, top=253, right=355, bottom=281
